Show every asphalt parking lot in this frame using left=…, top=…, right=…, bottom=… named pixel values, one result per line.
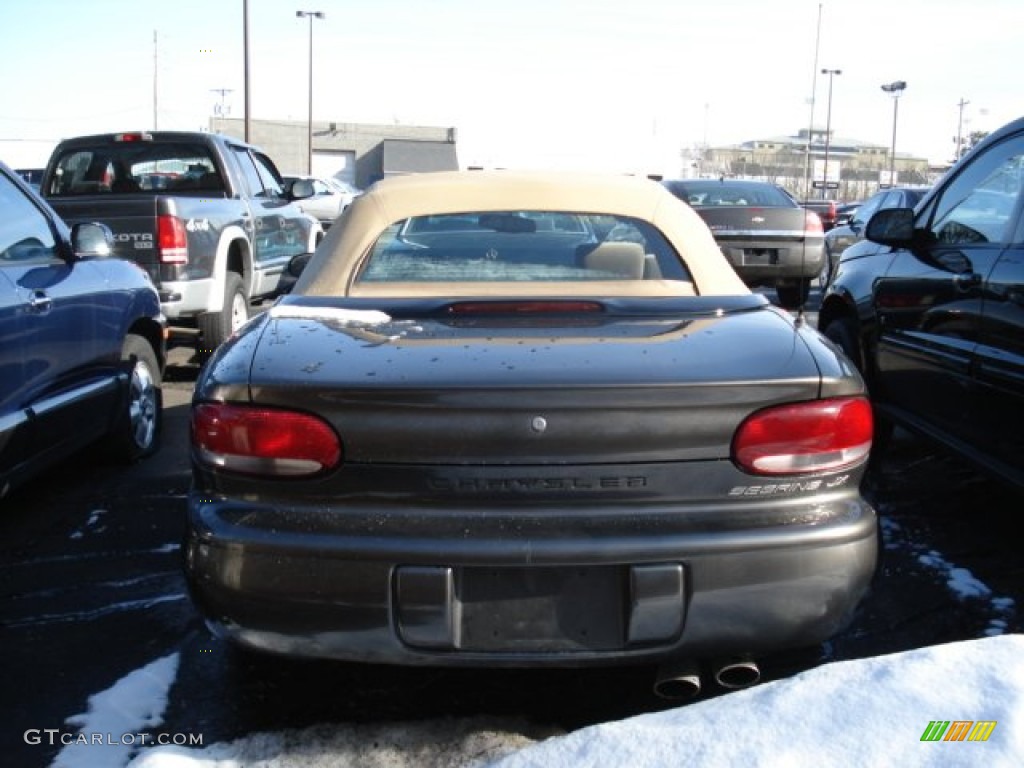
left=2, top=324, right=1021, bottom=767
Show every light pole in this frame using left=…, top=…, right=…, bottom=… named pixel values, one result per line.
left=803, top=2, right=823, bottom=199
left=881, top=80, right=907, bottom=187
left=244, top=0, right=251, bottom=141
left=296, top=10, right=325, bottom=174
left=820, top=68, right=841, bottom=200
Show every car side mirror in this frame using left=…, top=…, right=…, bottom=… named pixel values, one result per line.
left=865, top=207, right=915, bottom=247
left=70, top=222, right=113, bottom=259
left=288, top=179, right=315, bottom=201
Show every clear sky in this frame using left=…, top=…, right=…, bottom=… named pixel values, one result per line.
left=1, top=0, right=1020, bottom=172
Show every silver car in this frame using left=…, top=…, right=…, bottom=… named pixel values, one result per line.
left=662, top=179, right=826, bottom=309
left=284, top=175, right=361, bottom=228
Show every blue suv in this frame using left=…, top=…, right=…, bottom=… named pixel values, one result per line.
left=0, top=160, right=166, bottom=498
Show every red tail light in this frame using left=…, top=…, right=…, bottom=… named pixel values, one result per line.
left=804, top=210, right=824, bottom=235
left=192, top=403, right=342, bottom=476
left=158, top=215, right=188, bottom=264
left=732, top=397, right=872, bottom=475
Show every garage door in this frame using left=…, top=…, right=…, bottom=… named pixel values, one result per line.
left=312, top=150, right=356, bottom=187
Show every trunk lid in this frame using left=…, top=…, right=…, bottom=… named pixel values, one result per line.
left=235, top=303, right=823, bottom=466
left=694, top=207, right=811, bottom=244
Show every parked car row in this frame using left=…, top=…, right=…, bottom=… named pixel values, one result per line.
left=5, top=114, right=1023, bottom=701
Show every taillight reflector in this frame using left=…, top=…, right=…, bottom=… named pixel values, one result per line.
left=732, top=397, right=872, bottom=475
left=192, top=403, right=342, bottom=476
left=158, top=215, right=188, bottom=265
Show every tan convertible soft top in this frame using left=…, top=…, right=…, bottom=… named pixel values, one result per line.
left=294, top=170, right=749, bottom=297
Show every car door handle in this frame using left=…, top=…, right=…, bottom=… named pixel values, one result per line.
left=952, top=272, right=982, bottom=291
left=28, top=291, right=53, bottom=314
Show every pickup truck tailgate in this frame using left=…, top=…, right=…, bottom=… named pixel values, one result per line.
left=48, top=196, right=161, bottom=283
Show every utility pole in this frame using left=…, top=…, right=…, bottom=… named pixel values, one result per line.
left=820, top=69, right=841, bottom=199
left=955, top=98, right=970, bottom=161
left=243, top=0, right=251, bottom=141
left=153, top=30, right=158, bottom=130
left=803, top=3, right=823, bottom=199
left=880, top=80, right=907, bottom=187
left=211, top=89, right=234, bottom=119
left=297, top=10, right=326, bottom=175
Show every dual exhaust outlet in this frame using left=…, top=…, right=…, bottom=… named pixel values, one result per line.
left=653, top=657, right=761, bottom=700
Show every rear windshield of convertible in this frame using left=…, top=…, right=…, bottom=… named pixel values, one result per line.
left=353, top=211, right=691, bottom=284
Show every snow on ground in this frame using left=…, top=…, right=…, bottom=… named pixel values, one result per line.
left=488, top=635, right=1024, bottom=768
left=49, top=636, right=1023, bottom=768
left=53, top=653, right=179, bottom=768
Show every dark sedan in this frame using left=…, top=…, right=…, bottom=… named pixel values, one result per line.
left=662, top=178, right=825, bottom=308
left=819, top=115, right=1024, bottom=491
left=0, top=161, right=166, bottom=498
left=186, top=171, right=877, bottom=699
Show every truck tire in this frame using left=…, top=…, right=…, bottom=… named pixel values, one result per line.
left=197, top=272, right=247, bottom=361
left=105, top=334, right=162, bottom=462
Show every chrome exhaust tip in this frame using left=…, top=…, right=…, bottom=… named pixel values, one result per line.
left=712, top=656, right=761, bottom=689
left=653, top=659, right=702, bottom=700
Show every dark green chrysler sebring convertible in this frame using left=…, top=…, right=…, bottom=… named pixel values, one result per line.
left=185, top=170, right=877, bottom=699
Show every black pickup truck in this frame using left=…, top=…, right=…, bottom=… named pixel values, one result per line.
left=40, top=131, right=322, bottom=357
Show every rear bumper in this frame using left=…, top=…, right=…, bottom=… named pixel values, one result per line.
left=159, top=278, right=215, bottom=320
left=185, top=493, right=878, bottom=666
left=719, top=240, right=825, bottom=282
